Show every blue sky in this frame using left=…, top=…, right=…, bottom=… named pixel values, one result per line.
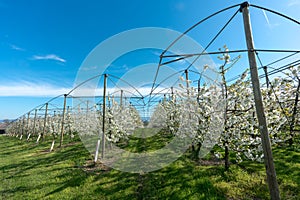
left=0, top=0, right=299, bottom=119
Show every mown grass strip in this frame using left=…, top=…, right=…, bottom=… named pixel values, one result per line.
left=0, top=134, right=299, bottom=199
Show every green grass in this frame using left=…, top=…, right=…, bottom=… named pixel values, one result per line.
left=0, top=134, right=299, bottom=200
left=117, top=128, right=175, bottom=152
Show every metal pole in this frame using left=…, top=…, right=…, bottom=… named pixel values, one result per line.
left=59, top=94, right=67, bottom=147
left=241, top=2, right=280, bottom=199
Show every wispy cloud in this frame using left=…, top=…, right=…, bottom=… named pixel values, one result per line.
left=152, top=50, right=163, bottom=57
left=81, top=66, right=98, bottom=71
left=73, top=86, right=170, bottom=98
left=122, top=64, right=129, bottom=71
left=0, top=82, right=71, bottom=97
left=0, top=81, right=169, bottom=97
left=261, top=10, right=280, bottom=28
left=10, top=44, right=25, bottom=51
left=262, top=10, right=270, bottom=27
left=288, top=0, right=300, bottom=7
left=174, top=2, right=185, bottom=11
left=32, top=54, right=66, bottom=63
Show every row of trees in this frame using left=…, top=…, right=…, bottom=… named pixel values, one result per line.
left=5, top=50, right=300, bottom=169
left=149, top=49, right=300, bottom=169
left=6, top=98, right=144, bottom=154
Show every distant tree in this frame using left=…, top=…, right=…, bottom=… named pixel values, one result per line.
left=3, top=119, right=11, bottom=126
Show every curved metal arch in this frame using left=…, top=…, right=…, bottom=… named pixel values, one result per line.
left=160, top=3, right=242, bottom=57
left=107, top=74, right=145, bottom=98
left=250, top=4, right=300, bottom=25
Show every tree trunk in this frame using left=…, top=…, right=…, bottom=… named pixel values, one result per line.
left=224, top=141, right=229, bottom=171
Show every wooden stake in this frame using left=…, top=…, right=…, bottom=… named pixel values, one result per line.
left=87, top=100, right=89, bottom=112
left=197, top=79, right=201, bottom=104
left=32, top=109, right=37, bottom=139
left=26, top=112, right=31, bottom=141
left=38, top=103, right=48, bottom=143
left=17, top=119, right=22, bottom=137
left=94, top=139, right=101, bottom=163
left=263, top=66, right=269, bottom=88
left=20, top=116, right=25, bottom=140
left=101, top=74, right=107, bottom=159
left=185, top=69, right=189, bottom=96
left=50, top=140, right=55, bottom=152
left=94, top=74, right=108, bottom=162
left=120, top=90, right=123, bottom=107
left=289, top=79, right=300, bottom=145
left=59, top=94, right=67, bottom=147
left=241, top=2, right=280, bottom=199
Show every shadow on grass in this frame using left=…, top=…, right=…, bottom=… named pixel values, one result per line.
left=1, top=135, right=299, bottom=200
left=140, top=159, right=227, bottom=200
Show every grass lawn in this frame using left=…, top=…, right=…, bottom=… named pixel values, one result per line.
left=0, top=133, right=299, bottom=200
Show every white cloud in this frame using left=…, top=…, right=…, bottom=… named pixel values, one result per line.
left=81, top=66, right=98, bottom=71
left=261, top=10, right=280, bottom=28
left=32, top=54, right=66, bottom=63
left=0, top=81, right=170, bottom=98
left=152, top=50, right=162, bottom=57
left=10, top=44, right=25, bottom=51
left=288, top=0, right=300, bottom=7
left=262, top=10, right=270, bottom=26
left=174, top=2, right=185, bottom=11
left=0, top=82, right=71, bottom=97
left=72, top=86, right=169, bottom=98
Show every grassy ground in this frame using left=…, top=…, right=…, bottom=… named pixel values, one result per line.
left=0, top=133, right=299, bottom=200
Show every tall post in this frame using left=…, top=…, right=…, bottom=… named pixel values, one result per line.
left=20, top=116, right=25, bottom=140
left=197, top=78, right=201, bottom=104
left=66, top=106, right=71, bottom=136
left=263, top=66, right=269, bottom=88
left=59, top=94, right=67, bottom=147
left=289, top=79, right=300, bottom=145
left=26, top=112, right=31, bottom=141
left=120, top=90, right=123, bottom=107
left=32, top=109, right=37, bottom=138
left=86, top=100, right=89, bottom=119
left=101, top=74, right=107, bottom=159
left=38, top=103, right=48, bottom=143
left=108, top=94, right=111, bottom=108
left=185, top=69, right=190, bottom=96
left=241, top=2, right=280, bottom=199
left=17, top=119, right=22, bottom=137
left=94, top=104, right=102, bottom=163
left=94, top=74, right=108, bottom=162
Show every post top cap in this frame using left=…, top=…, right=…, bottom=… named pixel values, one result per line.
left=240, top=2, right=250, bottom=12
